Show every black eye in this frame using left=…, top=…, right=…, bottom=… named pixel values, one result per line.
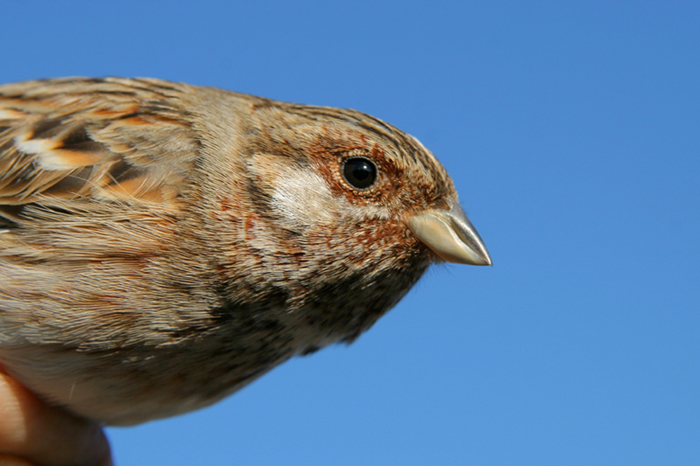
left=342, top=157, right=377, bottom=190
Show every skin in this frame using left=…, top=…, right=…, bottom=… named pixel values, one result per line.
left=0, top=372, right=112, bottom=466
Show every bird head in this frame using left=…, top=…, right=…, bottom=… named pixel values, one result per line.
left=204, top=97, right=491, bottom=342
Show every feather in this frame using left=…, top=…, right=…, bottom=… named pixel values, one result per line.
left=0, top=77, right=198, bottom=208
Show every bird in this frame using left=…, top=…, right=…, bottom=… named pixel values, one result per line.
left=0, top=77, right=491, bottom=426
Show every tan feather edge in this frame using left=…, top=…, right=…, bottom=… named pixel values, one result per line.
left=0, top=78, right=199, bottom=217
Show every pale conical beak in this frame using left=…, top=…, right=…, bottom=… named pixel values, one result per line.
left=407, top=197, right=492, bottom=266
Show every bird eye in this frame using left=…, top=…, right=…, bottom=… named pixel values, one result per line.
left=342, top=157, right=377, bottom=190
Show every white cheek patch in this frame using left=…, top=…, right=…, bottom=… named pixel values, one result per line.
left=271, top=169, right=340, bottom=224
left=270, top=167, right=391, bottom=228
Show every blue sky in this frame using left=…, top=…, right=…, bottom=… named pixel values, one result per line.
left=2, top=1, right=698, bottom=465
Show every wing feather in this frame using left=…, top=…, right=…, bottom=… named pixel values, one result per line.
left=0, top=78, right=200, bottom=215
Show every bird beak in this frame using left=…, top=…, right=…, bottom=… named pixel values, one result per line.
left=407, top=197, right=492, bottom=266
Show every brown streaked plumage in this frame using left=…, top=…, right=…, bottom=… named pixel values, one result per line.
left=0, top=77, right=491, bottom=426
